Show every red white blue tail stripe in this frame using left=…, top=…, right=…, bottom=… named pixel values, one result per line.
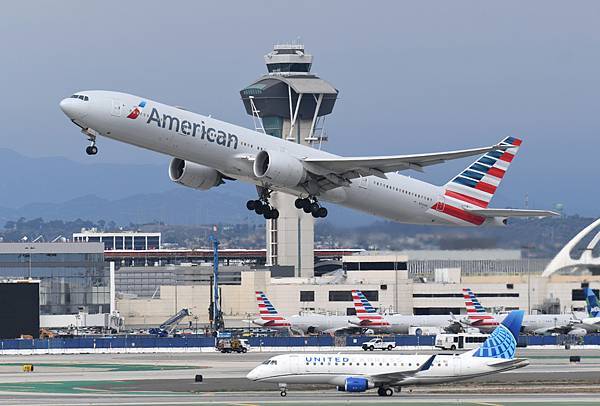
left=463, top=288, right=498, bottom=328
left=255, top=291, right=290, bottom=327
left=433, top=137, right=522, bottom=225
left=352, top=290, right=389, bottom=327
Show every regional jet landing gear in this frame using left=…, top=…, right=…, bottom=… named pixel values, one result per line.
left=246, top=187, right=279, bottom=220
left=278, top=383, right=287, bottom=397
left=294, top=197, right=328, bottom=218
left=377, top=386, right=394, bottom=397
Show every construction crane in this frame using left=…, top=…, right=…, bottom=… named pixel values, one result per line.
left=209, top=226, right=224, bottom=333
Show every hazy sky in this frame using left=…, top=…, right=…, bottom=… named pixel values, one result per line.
left=1, top=1, right=599, bottom=216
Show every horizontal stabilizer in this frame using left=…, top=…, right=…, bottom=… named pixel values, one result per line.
left=464, top=208, right=559, bottom=218
left=486, top=358, right=529, bottom=369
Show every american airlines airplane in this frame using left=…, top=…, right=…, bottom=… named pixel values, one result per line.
left=462, top=288, right=583, bottom=335
left=350, top=290, right=459, bottom=334
left=252, top=291, right=355, bottom=335
left=59, top=91, right=557, bottom=224
left=247, top=310, right=528, bottom=397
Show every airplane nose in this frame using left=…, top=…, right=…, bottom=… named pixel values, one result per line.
left=59, top=97, right=87, bottom=120
left=246, top=368, right=258, bottom=381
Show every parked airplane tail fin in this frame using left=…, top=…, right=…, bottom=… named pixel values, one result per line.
left=351, top=290, right=389, bottom=327
left=463, top=288, right=498, bottom=327
left=472, top=310, right=524, bottom=359
left=585, top=288, right=600, bottom=318
left=352, top=290, right=378, bottom=314
left=442, top=137, right=521, bottom=209
left=255, top=291, right=290, bottom=327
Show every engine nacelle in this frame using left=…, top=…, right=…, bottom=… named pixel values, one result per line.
left=253, top=150, right=307, bottom=188
left=568, top=328, right=587, bottom=337
left=169, top=158, right=223, bottom=190
left=343, top=377, right=370, bottom=392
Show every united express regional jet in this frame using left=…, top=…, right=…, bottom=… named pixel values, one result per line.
left=59, top=91, right=556, bottom=225
left=247, top=310, right=528, bottom=397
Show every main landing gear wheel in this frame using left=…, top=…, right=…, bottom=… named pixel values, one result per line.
left=85, top=145, right=98, bottom=155
left=280, top=389, right=287, bottom=397
left=246, top=190, right=279, bottom=220
left=377, top=387, right=393, bottom=397
left=279, top=383, right=287, bottom=397
left=296, top=197, right=328, bottom=218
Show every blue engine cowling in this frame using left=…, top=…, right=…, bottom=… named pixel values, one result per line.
left=344, top=377, right=369, bottom=392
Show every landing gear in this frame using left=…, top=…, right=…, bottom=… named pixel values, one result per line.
left=294, top=197, right=327, bottom=218
left=246, top=188, right=279, bottom=220
left=82, top=128, right=98, bottom=156
left=377, top=386, right=393, bottom=397
left=278, top=383, right=287, bottom=397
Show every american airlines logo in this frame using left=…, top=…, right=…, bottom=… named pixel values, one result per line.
left=147, top=107, right=238, bottom=149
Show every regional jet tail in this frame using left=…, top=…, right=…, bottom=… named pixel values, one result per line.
left=59, top=91, right=557, bottom=226
left=246, top=310, right=528, bottom=397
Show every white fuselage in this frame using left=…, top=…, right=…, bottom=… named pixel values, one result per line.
left=247, top=353, right=526, bottom=387
left=356, top=314, right=457, bottom=334
left=253, top=314, right=354, bottom=334
left=471, top=313, right=579, bottom=334
left=60, top=90, right=490, bottom=226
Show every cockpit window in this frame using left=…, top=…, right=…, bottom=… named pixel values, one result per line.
left=262, top=360, right=278, bottom=365
left=262, top=360, right=270, bottom=365
left=70, top=94, right=89, bottom=101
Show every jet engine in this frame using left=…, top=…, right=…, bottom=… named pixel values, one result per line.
left=342, top=377, right=371, bottom=392
left=253, top=150, right=307, bottom=187
left=568, top=328, right=587, bottom=337
left=169, top=158, right=224, bottom=190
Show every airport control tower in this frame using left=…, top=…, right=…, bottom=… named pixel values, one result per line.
left=240, top=44, right=339, bottom=277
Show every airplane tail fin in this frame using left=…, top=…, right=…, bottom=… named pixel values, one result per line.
left=352, top=290, right=378, bottom=314
left=442, top=137, right=521, bottom=209
left=472, top=310, right=524, bottom=359
left=255, top=291, right=290, bottom=327
left=585, top=288, right=600, bottom=318
left=463, top=288, right=498, bottom=327
left=351, top=290, right=388, bottom=327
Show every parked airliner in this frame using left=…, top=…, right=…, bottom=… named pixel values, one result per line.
left=462, top=288, right=584, bottom=335
left=574, top=288, right=600, bottom=333
left=252, top=291, right=355, bottom=335
left=59, top=91, right=557, bottom=224
left=350, top=290, right=460, bottom=334
left=247, top=310, right=528, bottom=397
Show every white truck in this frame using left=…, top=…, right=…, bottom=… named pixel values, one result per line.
left=361, top=337, right=396, bottom=351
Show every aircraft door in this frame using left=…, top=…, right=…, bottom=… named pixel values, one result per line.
left=290, top=355, right=300, bottom=374
left=111, top=100, right=123, bottom=117
left=358, top=176, right=368, bottom=189
left=458, top=335, right=464, bottom=349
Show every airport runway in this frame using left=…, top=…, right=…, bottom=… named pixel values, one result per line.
left=0, top=349, right=598, bottom=405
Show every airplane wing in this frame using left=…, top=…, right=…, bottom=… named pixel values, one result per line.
left=463, top=208, right=559, bottom=218
left=368, top=355, right=436, bottom=384
left=303, top=143, right=511, bottom=181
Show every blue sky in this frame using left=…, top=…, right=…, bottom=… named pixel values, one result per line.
left=1, top=1, right=599, bottom=216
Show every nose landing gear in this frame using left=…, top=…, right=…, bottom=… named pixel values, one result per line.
left=82, top=128, right=98, bottom=155
left=278, top=383, right=287, bottom=397
left=85, top=145, right=98, bottom=155
left=294, top=197, right=328, bottom=218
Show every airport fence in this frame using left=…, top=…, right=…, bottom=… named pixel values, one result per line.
left=0, top=334, right=598, bottom=352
